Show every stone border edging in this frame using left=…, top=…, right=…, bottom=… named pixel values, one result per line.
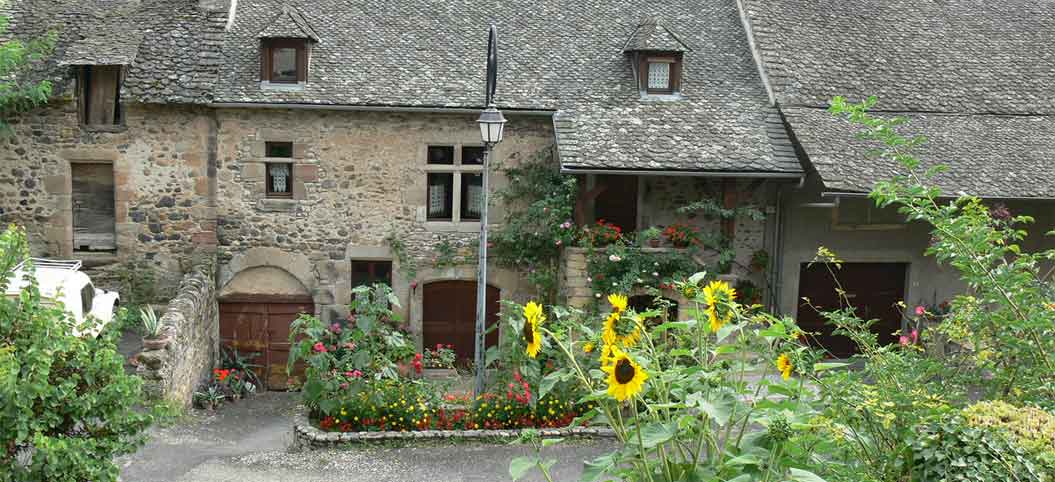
left=291, top=412, right=617, bottom=450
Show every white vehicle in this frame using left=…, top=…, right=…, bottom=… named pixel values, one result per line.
left=4, top=258, right=121, bottom=337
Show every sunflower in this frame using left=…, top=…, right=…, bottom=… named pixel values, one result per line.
left=601, top=294, right=641, bottom=347
left=599, top=344, right=617, bottom=366
left=776, top=353, right=793, bottom=380
left=702, top=281, right=737, bottom=333
left=601, top=346, right=648, bottom=401
left=522, top=302, right=545, bottom=358
left=582, top=342, right=595, bottom=353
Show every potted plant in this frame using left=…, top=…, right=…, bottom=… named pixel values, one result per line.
left=581, top=220, right=622, bottom=247
left=193, top=385, right=225, bottom=411
left=662, top=223, right=698, bottom=248
left=140, top=306, right=171, bottom=351
left=423, top=343, right=458, bottom=378
left=639, top=226, right=663, bottom=248
left=750, top=249, right=770, bottom=272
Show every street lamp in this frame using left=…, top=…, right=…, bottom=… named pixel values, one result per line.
left=473, top=26, right=505, bottom=398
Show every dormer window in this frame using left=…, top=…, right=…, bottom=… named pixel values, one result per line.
left=262, top=38, right=307, bottom=84
left=642, top=55, right=680, bottom=95
left=256, top=7, right=320, bottom=87
left=623, top=18, right=691, bottom=98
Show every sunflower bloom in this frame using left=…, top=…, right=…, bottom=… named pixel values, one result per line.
left=583, top=342, right=595, bottom=353
left=608, top=294, right=628, bottom=314
left=702, top=281, right=736, bottom=332
left=601, top=346, right=648, bottom=401
left=523, top=302, right=545, bottom=358
left=600, top=344, right=617, bottom=367
left=776, top=353, right=793, bottom=380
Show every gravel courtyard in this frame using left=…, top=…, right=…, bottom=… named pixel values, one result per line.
left=118, top=392, right=616, bottom=482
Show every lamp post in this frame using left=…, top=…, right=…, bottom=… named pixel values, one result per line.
left=473, top=25, right=505, bottom=398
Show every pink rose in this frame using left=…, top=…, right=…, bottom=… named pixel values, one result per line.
left=330, top=323, right=342, bottom=333
left=911, top=330, right=919, bottom=342
left=899, top=336, right=910, bottom=346
left=915, top=306, right=925, bottom=316
left=312, top=342, right=328, bottom=353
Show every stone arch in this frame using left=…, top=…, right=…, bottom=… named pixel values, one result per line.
left=219, top=247, right=315, bottom=298
left=407, top=265, right=521, bottom=351
left=218, top=265, right=312, bottom=300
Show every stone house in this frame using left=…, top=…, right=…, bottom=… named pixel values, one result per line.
left=3, top=0, right=1050, bottom=389
left=739, top=0, right=1055, bottom=356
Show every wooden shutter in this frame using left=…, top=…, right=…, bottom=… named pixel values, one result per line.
left=85, top=66, right=121, bottom=126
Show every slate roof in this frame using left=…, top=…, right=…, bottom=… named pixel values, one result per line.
left=622, top=18, right=692, bottom=53
left=741, top=0, right=1055, bottom=198
left=256, top=8, right=321, bottom=42
left=3, top=0, right=229, bottom=104
left=215, top=0, right=802, bottom=175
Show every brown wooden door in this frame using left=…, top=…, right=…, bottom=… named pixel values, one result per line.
left=594, top=175, right=638, bottom=232
left=422, top=281, right=499, bottom=365
left=796, top=263, right=907, bottom=358
left=220, top=300, right=313, bottom=390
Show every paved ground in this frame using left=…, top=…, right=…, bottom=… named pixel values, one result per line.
left=119, top=392, right=616, bottom=482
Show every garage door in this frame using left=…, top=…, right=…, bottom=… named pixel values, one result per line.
left=796, top=263, right=906, bottom=358
left=220, top=299, right=313, bottom=390
left=422, top=281, right=499, bottom=365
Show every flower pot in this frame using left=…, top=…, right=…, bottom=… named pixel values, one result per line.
left=142, top=335, right=172, bottom=351
left=647, top=239, right=661, bottom=248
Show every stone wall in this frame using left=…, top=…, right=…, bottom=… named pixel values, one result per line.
left=136, top=259, right=219, bottom=406
left=0, top=86, right=216, bottom=293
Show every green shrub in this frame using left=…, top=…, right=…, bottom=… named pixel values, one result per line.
left=0, top=227, right=152, bottom=481
left=911, top=418, right=1042, bottom=481
left=964, top=401, right=1055, bottom=478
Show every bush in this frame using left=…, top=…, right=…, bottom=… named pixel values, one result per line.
left=911, top=418, right=1042, bottom=481
left=0, top=227, right=152, bottom=481
left=288, top=284, right=414, bottom=416
left=964, top=401, right=1055, bottom=478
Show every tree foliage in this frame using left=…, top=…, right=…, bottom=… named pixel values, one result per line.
left=0, top=226, right=151, bottom=481
left=0, top=14, right=55, bottom=130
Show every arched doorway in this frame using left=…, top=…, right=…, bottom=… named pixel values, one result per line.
left=219, top=266, right=314, bottom=390
left=422, top=281, right=500, bottom=365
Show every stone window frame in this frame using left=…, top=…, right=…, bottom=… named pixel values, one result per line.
left=264, top=141, right=295, bottom=199
left=424, top=144, right=484, bottom=231
left=250, top=137, right=317, bottom=211
left=351, top=260, right=393, bottom=288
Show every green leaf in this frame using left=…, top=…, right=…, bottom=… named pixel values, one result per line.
left=539, top=370, right=562, bottom=400
left=580, top=453, right=616, bottom=482
left=813, top=362, right=851, bottom=372
left=788, top=468, right=828, bottom=482
left=724, top=454, right=761, bottom=466
left=541, top=437, right=564, bottom=447
left=509, top=456, right=537, bottom=481
left=724, top=475, right=752, bottom=482
left=716, top=322, right=738, bottom=343
left=635, top=422, right=677, bottom=449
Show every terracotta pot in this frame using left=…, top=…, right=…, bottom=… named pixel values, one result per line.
left=142, top=335, right=171, bottom=351
left=648, top=239, right=661, bottom=248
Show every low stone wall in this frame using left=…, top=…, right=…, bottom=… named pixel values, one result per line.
left=136, top=258, right=219, bottom=406
left=291, top=412, right=616, bottom=451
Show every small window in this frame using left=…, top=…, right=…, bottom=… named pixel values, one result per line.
left=427, top=145, right=455, bottom=165
left=79, top=65, right=122, bottom=126
left=352, top=261, right=393, bottom=287
left=640, top=55, right=680, bottom=95
left=462, top=146, right=486, bottom=165
left=71, top=163, right=116, bottom=252
left=427, top=173, right=454, bottom=220
left=460, top=173, right=483, bottom=220
left=266, top=141, right=294, bottom=158
left=261, top=39, right=307, bottom=84
left=266, top=163, right=293, bottom=198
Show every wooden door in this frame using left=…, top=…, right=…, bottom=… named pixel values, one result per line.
left=795, top=263, right=907, bottom=358
left=71, top=163, right=116, bottom=252
left=594, top=175, right=638, bottom=232
left=422, top=281, right=499, bottom=364
left=220, top=300, right=313, bottom=390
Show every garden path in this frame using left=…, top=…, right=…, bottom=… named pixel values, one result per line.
left=118, top=391, right=616, bottom=482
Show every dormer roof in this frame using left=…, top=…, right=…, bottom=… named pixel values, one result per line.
left=257, top=7, right=320, bottom=43
left=622, top=17, right=692, bottom=53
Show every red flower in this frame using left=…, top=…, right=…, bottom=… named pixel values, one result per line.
left=312, top=342, right=327, bottom=353
left=436, top=343, right=443, bottom=351
left=213, top=369, right=231, bottom=382
left=446, top=344, right=453, bottom=349
left=414, top=353, right=423, bottom=361
left=413, top=360, right=423, bottom=374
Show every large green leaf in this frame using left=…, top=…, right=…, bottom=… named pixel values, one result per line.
left=509, top=456, right=537, bottom=481
left=580, top=453, right=616, bottom=482
left=788, top=468, right=828, bottom=482
left=539, top=369, right=563, bottom=400
left=634, top=422, right=677, bottom=449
